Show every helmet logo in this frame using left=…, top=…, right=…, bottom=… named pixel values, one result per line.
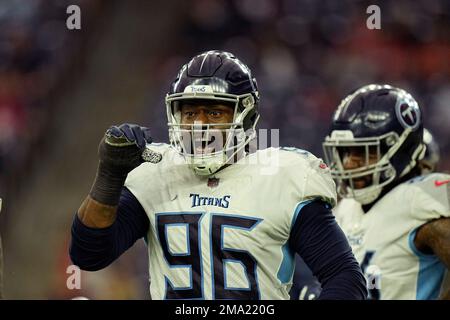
left=184, top=85, right=214, bottom=93
left=395, top=98, right=421, bottom=131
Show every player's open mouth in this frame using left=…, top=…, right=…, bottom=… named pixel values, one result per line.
left=193, top=136, right=221, bottom=155
left=351, top=176, right=373, bottom=189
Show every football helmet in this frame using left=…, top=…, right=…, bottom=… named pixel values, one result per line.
left=166, top=50, right=260, bottom=175
left=323, top=84, right=425, bottom=205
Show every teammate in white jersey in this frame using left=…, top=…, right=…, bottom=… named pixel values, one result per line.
left=290, top=127, right=443, bottom=299
left=70, top=51, right=366, bottom=300
left=322, top=84, right=450, bottom=300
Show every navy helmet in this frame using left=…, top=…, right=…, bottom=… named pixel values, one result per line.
left=165, top=50, right=260, bottom=176
left=323, top=84, right=425, bottom=204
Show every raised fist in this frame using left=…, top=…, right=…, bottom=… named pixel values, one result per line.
left=99, top=123, right=152, bottom=172
left=90, top=124, right=152, bottom=205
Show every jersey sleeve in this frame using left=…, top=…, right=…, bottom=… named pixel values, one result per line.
left=298, top=153, right=337, bottom=208
left=279, top=148, right=337, bottom=208
left=124, top=143, right=171, bottom=209
left=409, top=173, right=450, bottom=222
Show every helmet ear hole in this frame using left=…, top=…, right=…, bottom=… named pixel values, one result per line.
left=241, top=95, right=255, bottom=109
left=385, top=135, right=397, bottom=147
left=382, top=167, right=395, bottom=180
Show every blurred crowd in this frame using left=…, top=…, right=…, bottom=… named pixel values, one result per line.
left=150, top=0, right=449, bottom=170
left=0, top=0, right=448, bottom=299
left=0, top=0, right=101, bottom=197
left=0, top=0, right=108, bottom=299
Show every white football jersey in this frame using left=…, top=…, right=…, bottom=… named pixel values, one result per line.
left=125, top=143, right=336, bottom=300
left=334, top=173, right=450, bottom=300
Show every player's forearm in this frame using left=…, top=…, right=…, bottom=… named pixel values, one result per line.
left=71, top=125, right=151, bottom=270
left=415, top=217, right=450, bottom=301
left=77, top=195, right=118, bottom=228
left=439, top=271, right=450, bottom=300
left=78, top=153, right=131, bottom=228
left=439, top=288, right=450, bottom=300
left=78, top=124, right=151, bottom=227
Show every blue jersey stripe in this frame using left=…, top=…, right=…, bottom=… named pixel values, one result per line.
left=408, top=228, right=446, bottom=299
left=277, top=199, right=315, bottom=284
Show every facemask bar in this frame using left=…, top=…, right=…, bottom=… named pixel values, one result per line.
left=168, top=125, right=246, bottom=157
left=322, top=131, right=401, bottom=203
left=165, top=91, right=258, bottom=175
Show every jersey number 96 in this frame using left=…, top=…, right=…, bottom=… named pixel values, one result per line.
left=156, top=213, right=261, bottom=299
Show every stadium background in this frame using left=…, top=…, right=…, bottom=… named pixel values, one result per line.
left=0, top=0, right=448, bottom=299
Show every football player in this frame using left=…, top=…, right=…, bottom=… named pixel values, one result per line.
left=322, top=84, right=450, bottom=299
left=70, top=51, right=366, bottom=300
left=290, top=127, right=444, bottom=300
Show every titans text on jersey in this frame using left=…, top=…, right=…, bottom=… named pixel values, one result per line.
left=190, top=194, right=231, bottom=208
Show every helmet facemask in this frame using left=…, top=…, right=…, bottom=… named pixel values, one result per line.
left=166, top=89, right=259, bottom=176
left=323, top=131, right=414, bottom=205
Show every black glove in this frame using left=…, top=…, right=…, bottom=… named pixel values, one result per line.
left=90, top=123, right=152, bottom=206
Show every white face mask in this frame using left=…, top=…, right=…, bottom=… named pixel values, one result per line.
left=165, top=89, right=258, bottom=176
left=323, top=130, right=424, bottom=205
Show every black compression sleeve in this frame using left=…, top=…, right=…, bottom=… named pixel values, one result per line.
left=289, top=200, right=367, bottom=300
left=69, top=187, right=149, bottom=271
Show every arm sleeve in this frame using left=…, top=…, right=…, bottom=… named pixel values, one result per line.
left=69, top=187, right=149, bottom=271
left=289, top=200, right=367, bottom=300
